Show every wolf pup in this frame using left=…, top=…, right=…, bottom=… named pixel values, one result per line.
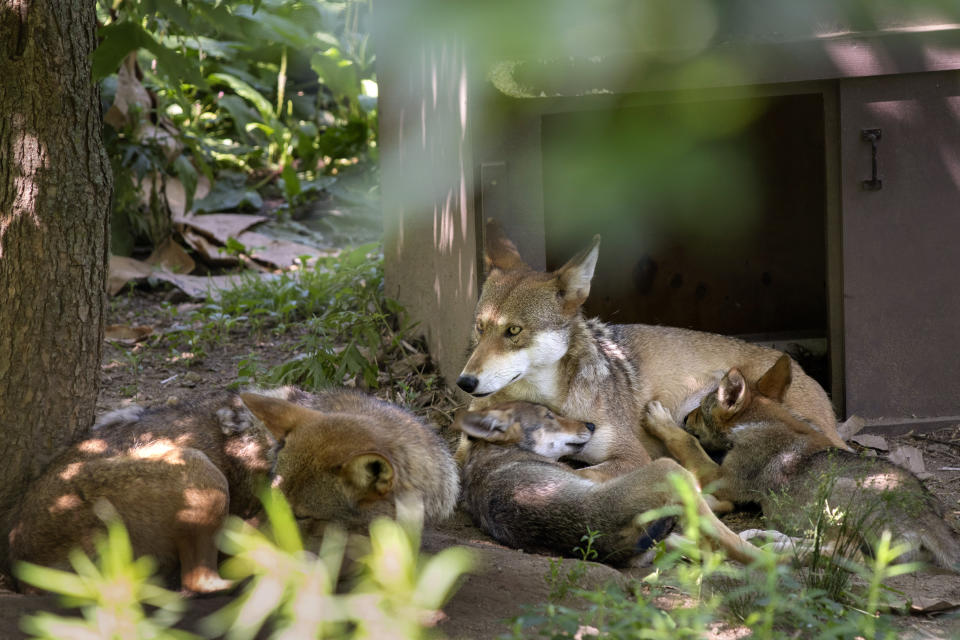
left=456, top=220, right=847, bottom=480
left=455, top=401, right=765, bottom=566
left=10, top=388, right=458, bottom=593
left=645, top=355, right=960, bottom=570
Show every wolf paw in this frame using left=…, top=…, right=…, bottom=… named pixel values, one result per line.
left=740, top=529, right=801, bottom=554
left=644, top=400, right=679, bottom=438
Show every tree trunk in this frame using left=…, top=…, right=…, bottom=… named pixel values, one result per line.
left=0, top=0, right=112, bottom=575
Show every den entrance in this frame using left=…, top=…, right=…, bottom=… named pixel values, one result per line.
left=541, top=93, right=829, bottom=388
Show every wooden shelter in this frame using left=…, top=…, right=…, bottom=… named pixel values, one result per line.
left=375, top=2, right=960, bottom=430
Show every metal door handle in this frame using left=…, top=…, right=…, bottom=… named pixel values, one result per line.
left=861, top=129, right=882, bottom=191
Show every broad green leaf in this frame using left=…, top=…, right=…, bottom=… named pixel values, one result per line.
left=281, top=164, right=301, bottom=201
left=193, top=174, right=264, bottom=213
left=260, top=487, right=303, bottom=554
left=233, top=5, right=314, bottom=48
left=310, top=47, right=360, bottom=105
left=93, top=22, right=203, bottom=86
left=14, top=562, right=92, bottom=600
left=218, top=94, right=262, bottom=143
left=93, top=22, right=146, bottom=80
left=150, top=0, right=193, bottom=32
left=209, top=72, right=277, bottom=124
left=413, top=548, right=473, bottom=608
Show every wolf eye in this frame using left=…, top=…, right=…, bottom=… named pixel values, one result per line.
left=476, top=322, right=484, bottom=335
left=506, top=325, right=522, bottom=337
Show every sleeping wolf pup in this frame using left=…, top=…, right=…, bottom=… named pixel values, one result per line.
left=646, top=355, right=960, bottom=570
left=10, top=388, right=458, bottom=592
left=456, top=401, right=765, bottom=566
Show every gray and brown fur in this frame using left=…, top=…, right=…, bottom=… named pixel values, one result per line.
left=456, top=401, right=766, bottom=566
left=646, top=355, right=960, bottom=570
left=9, top=387, right=458, bottom=593
left=457, top=220, right=846, bottom=481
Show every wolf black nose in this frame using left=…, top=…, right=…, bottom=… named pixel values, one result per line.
left=456, top=375, right=479, bottom=394
left=585, top=422, right=596, bottom=432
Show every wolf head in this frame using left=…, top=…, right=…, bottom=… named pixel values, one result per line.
left=241, top=392, right=406, bottom=527
left=683, top=354, right=794, bottom=453
left=456, top=220, right=601, bottom=397
left=454, top=401, right=595, bottom=460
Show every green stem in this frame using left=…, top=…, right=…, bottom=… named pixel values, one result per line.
left=276, top=47, right=288, bottom=117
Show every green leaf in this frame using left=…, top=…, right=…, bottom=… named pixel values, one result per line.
left=14, top=562, right=92, bottom=600
left=93, top=22, right=145, bottom=80
left=93, top=22, right=203, bottom=86
left=280, top=164, right=301, bottom=201
left=259, top=488, right=303, bottom=554
left=151, top=0, right=193, bottom=32
left=209, top=72, right=277, bottom=125
left=310, top=47, right=360, bottom=105
left=193, top=180, right=263, bottom=213
left=218, top=95, right=262, bottom=143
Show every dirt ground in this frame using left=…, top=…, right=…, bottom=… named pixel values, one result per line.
left=3, top=290, right=960, bottom=638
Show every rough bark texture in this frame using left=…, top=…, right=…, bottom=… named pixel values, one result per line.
left=0, top=0, right=112, bottom=575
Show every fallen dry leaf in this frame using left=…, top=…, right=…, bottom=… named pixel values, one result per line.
left=105, top=324, right=154, bottom=345
left=174, top=214, right=330, bottom=269
left=146, top=237, right=195, bottom=274
left=911, top=597, right=960, bottom=614
left=165, top=174, right=212, bottom=219
left=888, top=444, right=927, bottom=476
left=108, top=255, right=153, bottom=295
left=173, top=212, right=269, bottom=244
left=179, top=228, right=241, bottom=266
left=108, top=254, right=274, bottom=299
left=850, top=434, right=889, bottom=451
left=236, top=230, right=329, bottom=268
left=104, top=53, right=151, bottom=130
left=837, top=414, right=866, bottom=441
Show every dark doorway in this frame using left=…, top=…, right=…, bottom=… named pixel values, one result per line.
left=542, top=93, right=829, bottom=386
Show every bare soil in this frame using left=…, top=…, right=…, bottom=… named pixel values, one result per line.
left=3, top=290, right=960, bottom=639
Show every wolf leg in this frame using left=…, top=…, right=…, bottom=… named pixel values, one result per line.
left=174, top=450, right=233, bottom=593
left=643, top=458, right=766, bottom=565
left=177, top=533, right=233, bottom=593
left=574, top=452, right=650, bottom=482
left=644, top=401, right=725, bottom=491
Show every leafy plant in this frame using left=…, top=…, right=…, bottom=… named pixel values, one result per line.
left=95, top=0, right=378, bottom=252
left=503, top=470, right=907, bottom=640
left=16, top=502, right=199, bottom=640
left=204, top=488, right=473, bottom=640
left=17, top=491, right=473, bottom=640
left=545, top=528, right=602, bottom=602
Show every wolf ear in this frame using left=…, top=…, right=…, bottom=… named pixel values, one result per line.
left=756, top=354, right=792, bottom=401
left=555, top=235, right=601, bottom=310
left=717, top=369, right=749, bottom=414
left=240, top=392, right=316, bottom=440
left=342, top=453, right=395, bottom=499
left=484, top=218, right=528, bottom=273
left=454, top=410, right=520, bottom=443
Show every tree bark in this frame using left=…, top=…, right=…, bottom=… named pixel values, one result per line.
left=0, top=0, right=112, bottom=575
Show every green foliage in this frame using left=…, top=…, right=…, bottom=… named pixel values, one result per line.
left=17, top=491, right=472, bottom=640
left=205, top=487, right=473, bottom=640
left=545, top=528, right=602, bottom=602
left=504, top=471, right=907, bottom=640
left=766, top=457, right=924, bottom=606
left=154, top=245, right=420, bottom=392
left=16, top=503, right=200, bottom=640
left=97, top=0, right=377, bottom=251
